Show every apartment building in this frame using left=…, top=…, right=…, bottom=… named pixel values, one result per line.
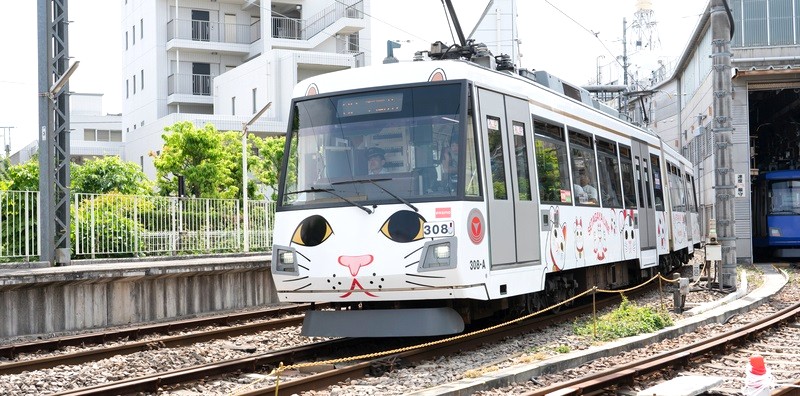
left=120, top=0, right=370, bottom=177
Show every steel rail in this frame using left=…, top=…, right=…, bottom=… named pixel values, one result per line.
left=0, top=303, right=321, bottom=360
left=519, top=301, right=800, bottom=396
left=237, top=289, right=651, bottom=395
left=49, top=338, right=363, bottom=396
left=48, top=285, right=656, bottom=395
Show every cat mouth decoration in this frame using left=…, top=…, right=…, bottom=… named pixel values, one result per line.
left=338, top=254, right=378, bottom=298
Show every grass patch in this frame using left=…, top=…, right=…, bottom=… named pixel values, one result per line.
left=554, top=344, right=571, bottom=354
left=573, top=297, right=674, bottom=341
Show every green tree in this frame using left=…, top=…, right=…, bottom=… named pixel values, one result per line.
left=1, top=158, right=39, bottom=191
left=250, top=135, right=286, bottom=201
left=152, top=121, right=237, bottom=198
left=72, top=156, right=153, bottom=195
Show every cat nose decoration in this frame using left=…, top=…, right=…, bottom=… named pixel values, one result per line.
left=338, top=255, right=374, bottom=276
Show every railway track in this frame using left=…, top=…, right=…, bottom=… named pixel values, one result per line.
left=51, top=287, right=647, bottom=395
left=0, top=303, right=321, bottom=375
left=518, top=300, right=800, bottom=395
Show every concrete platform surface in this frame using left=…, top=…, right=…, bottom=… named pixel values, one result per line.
left=636, top=375, right=724, bottom=396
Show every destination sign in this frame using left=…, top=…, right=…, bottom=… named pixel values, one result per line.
left=337, top=93, right=403, bottom=117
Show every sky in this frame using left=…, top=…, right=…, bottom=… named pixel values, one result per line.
left=0, top=0, right=707, bottom=155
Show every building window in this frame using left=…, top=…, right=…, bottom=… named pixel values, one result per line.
left=232, top=97, right=236, bottom=116
left=141, top=120, right=144, bottom=127
left=125, top=31, right=128, bottom=50
left=132, top=26, right=136, bottom=45
left=252, top=88, right=257, bottom=113
left=133, top=124, right=137, bottom=130
left=84, top=129, right=123, bottom=142
left=141, top=70, right=144, bottom=90
left=140, top=156, right=144, bottom=171
left=133, top=75, right=136, bottom=94
left=348, top=32, right=359, bottom=52
left=140, top=18, right=143, bottom=39
left=126, top=79, right=129, bottom=98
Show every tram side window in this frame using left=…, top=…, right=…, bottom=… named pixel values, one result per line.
left=642, top=158, right=653, bottom=208
left=686, top=173, right=698, bottom=213
left=569, top=129, right=599, bottom=206
left=533, top=118, right=572, bottom=204
left=596, top=138, right=623, bottom=208
left=487, top=116, right=508, bottom=200
left=668, top=163, right=686, bottom=212
left=635, top=157, right=645, bottom=207
left=650, top=154, right=665, bottom=211
left=619, top=145, right=637, bottom=208
left=465, top=115, right=481, bottom=197
left=512, top=121, right=532, bottom=201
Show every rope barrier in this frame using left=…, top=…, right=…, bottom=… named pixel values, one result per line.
left=229, top=271, right=681, bottom=395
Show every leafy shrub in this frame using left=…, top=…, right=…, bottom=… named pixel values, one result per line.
left=573, top=297, right=673, bottom=341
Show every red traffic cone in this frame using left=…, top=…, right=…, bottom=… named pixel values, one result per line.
left=742, top=355, right=771, bottom=396
left=750, top=356, right=766, bottom=375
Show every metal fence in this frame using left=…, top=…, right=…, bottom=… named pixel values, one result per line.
left=0, top=191, right=275, bottom=262
left=272, top=0, right=364, bottom=41
left=0, top=191, right=39, bottom=259
left=166, top=18, right=261, bottom=45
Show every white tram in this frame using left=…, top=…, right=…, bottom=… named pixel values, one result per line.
left=270, top=52, right=700, bottom=337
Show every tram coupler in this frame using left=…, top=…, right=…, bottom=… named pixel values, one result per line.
left=672, top=273, right=689, bottom=314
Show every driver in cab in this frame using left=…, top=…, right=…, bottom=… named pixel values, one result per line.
left=367, top=147, right=388, bottom=175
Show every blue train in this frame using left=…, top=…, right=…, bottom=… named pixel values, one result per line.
left=753, top=170, right=800, bottom=259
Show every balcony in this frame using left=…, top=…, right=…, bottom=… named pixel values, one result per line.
left=166, top=18, right=260, bottom=54
left=167, top=73, right=215, bottom=105
left=272, top=0, right=363, bottom=41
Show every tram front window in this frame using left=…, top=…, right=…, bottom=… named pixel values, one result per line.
left=769, top=180, right=800, bottom=214
left=281, top=84, right=469, bottom=208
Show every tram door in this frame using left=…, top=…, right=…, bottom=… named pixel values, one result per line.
left=478, top=89, right=541, bottom=268
left=632, top=140, right=656, bottom=249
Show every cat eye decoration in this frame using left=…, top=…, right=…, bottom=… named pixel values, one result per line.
left=380, top=210, right=427, bottom=243
left=291, top=215, right=333, bottom=246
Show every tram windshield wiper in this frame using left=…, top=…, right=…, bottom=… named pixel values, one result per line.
left=332, top=178, right=418, bottom=212
left=285, top=187, right=372, bottom=214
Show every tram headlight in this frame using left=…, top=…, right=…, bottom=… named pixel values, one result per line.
left=434, top=245, right=450, bottom=259
left=272, top=247, right=299, bottom=275
left=280, top=251, right=295, bottom=265
left=419, top=238, right=457, bottom=271
left=769, top=227, right=782, bottom=237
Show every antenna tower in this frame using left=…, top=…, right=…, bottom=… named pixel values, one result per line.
left=630, top=0, right=660, bottom=51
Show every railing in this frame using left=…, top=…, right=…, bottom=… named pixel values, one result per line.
left=0, top=191, right=275, bottom=262
left=0, top=191, right=39, bottom=260
left=167, top=73, right=213, bottom=96
left=167, top=18, right=261, bottom=45
left=341, top=50, right=366, bottom=67
left=73, top=194, right=275, bottom=258
left=273, top=0, right=363, bottom=41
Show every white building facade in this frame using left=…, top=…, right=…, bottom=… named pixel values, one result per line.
left=121, top=0, right=370, bottom=177
left=11, top=93, right=123, bottom=165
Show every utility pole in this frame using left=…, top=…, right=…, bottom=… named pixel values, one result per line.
left=242, top=102, right=272, bottom=253
left=38, top=0, right=74, bottom=265
left=0, top=127, right=13, bottom=158
left=622, top=17, right=630, bottom=121
left=711, top=0, right=736, bottom=289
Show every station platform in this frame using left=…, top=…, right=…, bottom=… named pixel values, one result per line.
left=409, top=264, right=788, bottom=396
left=0, top=254, right=273, bottom=339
